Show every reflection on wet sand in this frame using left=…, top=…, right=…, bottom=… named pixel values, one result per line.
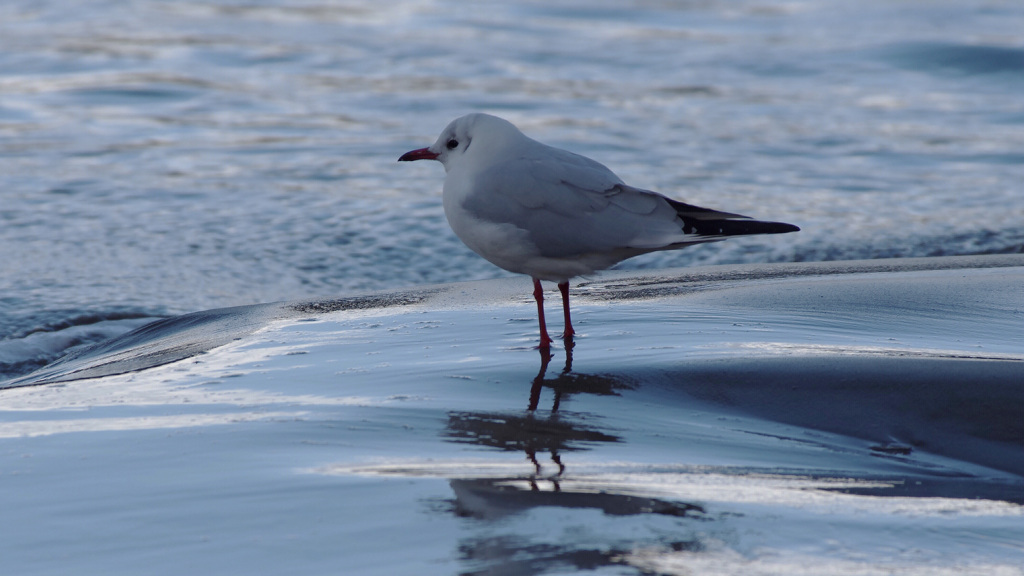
left=449, top=478, right=703, bottom=521
left=454, top=527, right=703, bottom=576
left=445, top=337, right=631, bottom=480
left=527, top=337, right=632, bottom=412
left=445, top=408, right=618, bottom=480
left=442, top=340, right=704, bottom=574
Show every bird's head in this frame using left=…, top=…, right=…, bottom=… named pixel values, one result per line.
left=398, top=113, right=522, bottom=173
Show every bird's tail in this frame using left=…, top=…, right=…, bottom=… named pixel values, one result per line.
left=666, top=198, right=800, bottom=237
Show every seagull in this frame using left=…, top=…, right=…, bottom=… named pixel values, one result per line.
left=399, top=113, right=799, bottom=350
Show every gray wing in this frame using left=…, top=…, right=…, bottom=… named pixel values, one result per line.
left=463, top=144, right=715, bottom=258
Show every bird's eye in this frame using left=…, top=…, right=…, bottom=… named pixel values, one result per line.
left=446, top=139, right=459, bottom=150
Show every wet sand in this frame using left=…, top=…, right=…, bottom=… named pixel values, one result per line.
left=2, top=254, right=1023, bottom=574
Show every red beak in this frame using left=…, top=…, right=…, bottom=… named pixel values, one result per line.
left=398, top=147, right=439, bottom=162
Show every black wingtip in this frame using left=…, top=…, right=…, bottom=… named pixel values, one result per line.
left=729, top=220, right=800, bottom=236
left=683, top=218, right=800, bottom=237
left=665, top=198, right=799, bottom=236
left=767, top=222, right=800, bottom=234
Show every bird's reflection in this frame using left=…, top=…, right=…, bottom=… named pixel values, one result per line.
left=527, top=335, right=628, bottom=413
left=445, top=335, right=631, bottom=481
left=441, top=338, right=704, bottom=574
left=445, top=407, right=618, bottom=482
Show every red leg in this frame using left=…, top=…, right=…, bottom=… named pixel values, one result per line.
left=533, top=278, right=552, bottom=349
left=558, top=281, right=575, bottom=338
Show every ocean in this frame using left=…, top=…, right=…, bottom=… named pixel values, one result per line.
left=1, top=1, right=1022, bottom=378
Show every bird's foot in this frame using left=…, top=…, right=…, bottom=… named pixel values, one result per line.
left=537, top=332, right=554, bottom=351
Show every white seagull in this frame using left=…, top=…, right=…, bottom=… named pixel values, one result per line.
left=399, top=113, right=799, bottom=349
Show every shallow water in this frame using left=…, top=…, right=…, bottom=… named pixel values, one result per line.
left=2, top=260, right=1022, bottom=574
left=1, top=0, right=1023, bottom=379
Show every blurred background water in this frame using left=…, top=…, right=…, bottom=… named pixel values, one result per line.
left=2, top=0, right=1022, bottom=380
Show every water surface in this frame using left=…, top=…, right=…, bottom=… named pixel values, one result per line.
left=1, top=0, right=1022, bottom=375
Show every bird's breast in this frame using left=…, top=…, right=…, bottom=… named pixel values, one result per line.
left=442, top=181, right=538, bottom=274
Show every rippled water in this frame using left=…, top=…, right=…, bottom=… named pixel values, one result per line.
left=2, top=0, right=1023, bottom=379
